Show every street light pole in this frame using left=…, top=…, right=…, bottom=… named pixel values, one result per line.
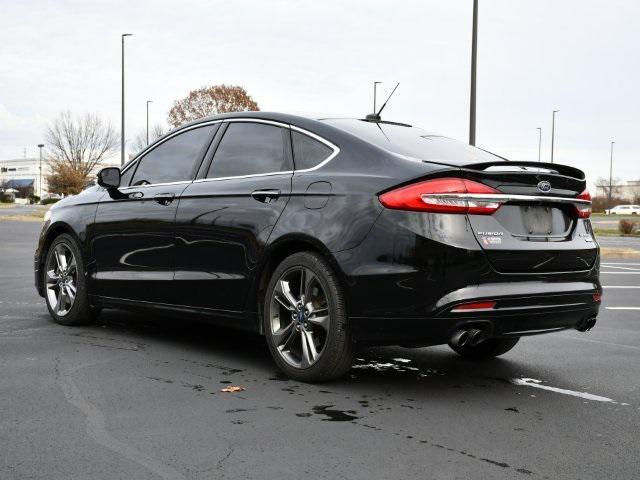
left=536, top=127, right=542, bottom=162
left=608, top=141, right=615, bottom=207
left=550, top=110, right=558, bottom=163
left=372, top=81, right=381, bottom=114
left=121, top=33, right=133, bottom=166
left=37, top=144, right=44, bottom=198
left=469, top=0, right=478, bottom=146
left=146, top=100, right=152, bottom=145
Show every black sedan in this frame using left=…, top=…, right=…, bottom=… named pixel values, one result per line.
left=35, top=112, right=601, bottom=381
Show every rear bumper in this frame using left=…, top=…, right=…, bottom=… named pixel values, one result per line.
left=335, top=209, right=601, bottom=345
left=350, top=301, right=600, bottom=346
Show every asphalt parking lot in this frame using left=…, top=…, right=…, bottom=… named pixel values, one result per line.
left=1, top=220, right=639, bottom=479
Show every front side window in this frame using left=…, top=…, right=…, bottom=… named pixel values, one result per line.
left=207, top=122, right=290, bottom=178
left=291, top=131, right=334, bottom=170
left=130, top=125, right=215, bottom=185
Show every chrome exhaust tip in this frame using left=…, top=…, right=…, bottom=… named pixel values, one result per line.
left=577, top=317, right=597, bottom=332
left=450, top=330, right=470, bottom=347
left=467, top=328, right=485, bottom=346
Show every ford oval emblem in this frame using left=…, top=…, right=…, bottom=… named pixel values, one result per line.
left=537, top=180, right=552, bottom=193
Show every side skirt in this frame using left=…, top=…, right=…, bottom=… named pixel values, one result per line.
left=90, top=295, right=260, bottom=333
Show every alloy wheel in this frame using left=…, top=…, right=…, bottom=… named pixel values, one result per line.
left=269, top=267, right=330, bottom=368
left=45, top=243, right=78, bottom=317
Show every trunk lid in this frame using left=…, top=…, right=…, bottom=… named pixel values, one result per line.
left=461, top=161, right=597, bottom=273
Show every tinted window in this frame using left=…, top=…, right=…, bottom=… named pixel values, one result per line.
left=119, top=163, right=135, bottom=187
left=131, top=125, right=214, bottom=185
left=322, top=119, right=502, bottom=165
left=207, top=123, right=289, bottom=178
left=292, top=131, right=333, bottom=170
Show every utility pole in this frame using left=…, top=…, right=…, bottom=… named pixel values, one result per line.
left=121, top=33, right=133, bottom=165
left=469, top=0, right=478, bottom=146
left=536, top=127, right=542, bottom=162
left=37, top=144, right=44, bottom=198
left=550, top=110, right=558, bottom=163
left=146, top=100, right=153, bottom=145
left=608, top=141, right=615, bottom=207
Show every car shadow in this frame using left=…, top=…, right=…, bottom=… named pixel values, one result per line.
left=82, top=308, right=529, bottom=394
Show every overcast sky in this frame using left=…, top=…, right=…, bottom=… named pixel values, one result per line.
left=1, top=0, right=638, bottom=189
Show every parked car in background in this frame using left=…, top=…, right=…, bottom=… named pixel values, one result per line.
left=34, top=112, right=601, bottom=382
left=605, top=204, right=640, bottom=215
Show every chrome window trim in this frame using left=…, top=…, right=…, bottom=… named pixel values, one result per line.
left=194, top=171, right=294, bottom=184
left=423, top=193, right=591, bottom=205
left=222, top=118, right=290, bottom=128
left=119, top=180, right=193, bottom=191
left=290, top=125, right=340, bottom=173
left=117, top=117, right=340, bottom=189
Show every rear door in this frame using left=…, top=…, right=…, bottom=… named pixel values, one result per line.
left=90, top=124, right=217, bottom=304
left=462, top=162, right=598, bottom=273
left=174, top=120, right=293, bottom=314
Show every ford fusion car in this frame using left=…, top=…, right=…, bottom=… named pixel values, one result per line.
left=35, top=112, right=601, bottom=381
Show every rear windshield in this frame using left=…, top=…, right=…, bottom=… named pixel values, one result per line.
left=322, top=118, right=504, bottom=165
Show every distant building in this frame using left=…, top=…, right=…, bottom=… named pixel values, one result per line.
left=0, top=156, right=119, bottom=198
left=595, top=180, right=640, bottom=202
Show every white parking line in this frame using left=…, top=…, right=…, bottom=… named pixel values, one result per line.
left=510, top=378, right=616, bottom=403
left=601, top=272, right=640, bottom=275
left=602, top=286, right=640, bottom=289
left=602, top=263, right=640, bottom=266
left=558, top=334, right=640, bottom=351
left=606, top=307, right=640, bottom=310
left=600, top=265, right=640, bottom=271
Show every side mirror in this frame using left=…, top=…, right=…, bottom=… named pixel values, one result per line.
left=97, top=167, right=121, bottom=189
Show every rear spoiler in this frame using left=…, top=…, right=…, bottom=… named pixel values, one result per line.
left=462, top=161, right=585, bottom=182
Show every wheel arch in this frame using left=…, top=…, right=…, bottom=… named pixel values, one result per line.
left=37, top=222, right=84, bottom=295
left=247, top=234, right=349, bottom=335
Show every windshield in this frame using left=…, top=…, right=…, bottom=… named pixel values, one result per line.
left=322, top=118, right=505, bottom=166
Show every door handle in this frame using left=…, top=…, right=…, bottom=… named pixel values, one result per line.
left=251, top=189, right=281, bottom=203
left=154, top=193, right=175, bottom=206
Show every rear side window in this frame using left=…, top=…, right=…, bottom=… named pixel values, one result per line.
left=130, top=125, right=215, bottom=185
left=291, top=131, right=334, bottom=170
left=207, top=122, right=290, bottom=178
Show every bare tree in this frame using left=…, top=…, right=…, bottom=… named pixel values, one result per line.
left=131, top=124, right=168, bottom=155
left=45, top=111, right=119, bottom=177
left=168, top=84, right=259, bottom=128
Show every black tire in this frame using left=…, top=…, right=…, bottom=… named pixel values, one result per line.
left=43, top=233, right=98, bottom=326
left=449, top=337, right=520, bottom=360
left=263, top=251, right=353, bottom=382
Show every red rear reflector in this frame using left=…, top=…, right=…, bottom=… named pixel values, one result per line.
left=575, top=189, right=592, bottom=218
left=450, top=300, right=497, bottom=313
left=593, top=293, right=602, bottom=303
left=379, top=178, right=501, bottom=215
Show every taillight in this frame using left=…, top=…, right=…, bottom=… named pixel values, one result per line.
left=575, top=189, right=592, bottom=218
left=379, top=177, right=502, bottom=215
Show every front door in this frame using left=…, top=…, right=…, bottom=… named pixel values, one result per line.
left=174, top=120, right=293, bottom=313
left=89, top=124, right=217, bottom=304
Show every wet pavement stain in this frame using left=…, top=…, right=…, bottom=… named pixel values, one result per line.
left=311, top=405, right=359, bottom=422
left=225, top=408, right=256, bottom=414
left=145, top=376, right=173, bottom=384
left=181, top=382, right=205, bottom=392
left=505, top=407, right=520, bottom=413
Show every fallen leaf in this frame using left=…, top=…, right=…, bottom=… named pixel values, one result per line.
left=221, top=385, right=245, bottom=393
